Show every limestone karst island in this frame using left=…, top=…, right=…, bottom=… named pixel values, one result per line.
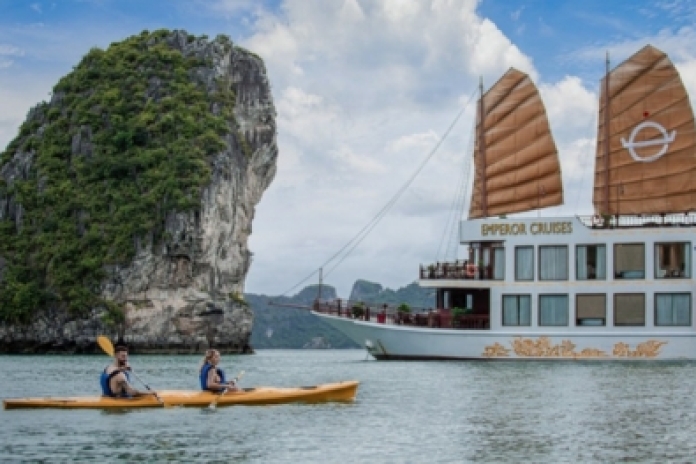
left=0, top=30, right=278, bottom=353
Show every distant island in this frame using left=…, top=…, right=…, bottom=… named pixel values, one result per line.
left=247, top=279, right=435, bottom=349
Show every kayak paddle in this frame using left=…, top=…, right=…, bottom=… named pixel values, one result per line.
left=208, top=370, right=245, bottom=410
left=96, top=335, right=116, bottom=357
left=96, top=335, right=164, bottom=405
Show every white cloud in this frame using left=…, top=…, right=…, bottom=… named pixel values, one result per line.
left=532, top=65, right=613, bottom=219
left=0, top=44, right=25, bottom=57
left=243, top=2, right=696, bottom=297
left=540, top=75, right=597, bottom=143
left=387, top=131, right=440, bottom=154
left=207, top=0, right=268, bottom=17
left=235, top=0, right=547, bottom=295
left=330, top=145, right=388, bottom=175
left=5, top=0, right=696, bottom=299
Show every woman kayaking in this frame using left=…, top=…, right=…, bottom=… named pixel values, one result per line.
left=199, top=349, right=239, bottom=392
left=100, top=344, right=159, bottom=398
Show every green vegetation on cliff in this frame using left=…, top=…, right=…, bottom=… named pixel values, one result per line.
left=0, top=30, right=236, bottom=323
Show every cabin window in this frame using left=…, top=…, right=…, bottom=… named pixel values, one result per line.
left=654, top=242, right=691, bottom=278
left=576, top=245, right=606, bottom=280
left=502, top=295, right=531, bottom=326
left=614, top=243, right=645, bottom=279
left=655, top=293, right=691, bottom=326
left=479, top=243, right=505, bottom=280
left=576, top=294, right=606, bottom=326
left=539, top=294, right=568, bottom=326
left=492, top=247, right=505, bottom=280
left=539, top=246, right=568, bottom=280
left=515, top=246, right=534, bottom=281
left=614, top=294, right=645, bottom=326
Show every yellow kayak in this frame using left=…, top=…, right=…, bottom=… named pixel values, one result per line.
left=3, top=380, right=359, bottom=410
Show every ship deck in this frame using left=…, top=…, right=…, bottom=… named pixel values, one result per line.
left=312, top=301, right=490, bottom=330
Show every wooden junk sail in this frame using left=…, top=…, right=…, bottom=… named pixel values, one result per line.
left=594, top=45, right=696, bottom=216
left=469, top=68, right=563, bottom=219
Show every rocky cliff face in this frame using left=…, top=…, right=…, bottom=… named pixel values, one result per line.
left=0, top=30, right=277, bottom=353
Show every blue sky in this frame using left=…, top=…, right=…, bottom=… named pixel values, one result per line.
left=2, top=0, right=696, bottom=297
left=479, top=0, right=696, bottom=83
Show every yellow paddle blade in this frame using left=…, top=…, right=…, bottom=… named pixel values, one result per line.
left=97, top=335, right=115, bottom=357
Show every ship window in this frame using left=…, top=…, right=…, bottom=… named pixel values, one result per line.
left=614, top=294, right=645, bottom=326
left=576, top=245, right=606, bottom=280
left=655, top=293, right=691, bottom=326
left=654, top=242, right=691, bottom=279
left=576, top=294, right=606, bottom=326
left=502, top=295, right=531, bottom=326
left=515, top=246, right=533, bottom=281
left=614, top=243, right=645, bottom=279
left=492, top=248, right=505, bottom=280
left=479, top=244, right=505, bottom=280
left=539, top=246, right=568, bottom=280
left=539, top=294, right=568, bottom=326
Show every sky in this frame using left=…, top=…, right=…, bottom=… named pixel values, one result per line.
left=2, top=0, right=696, bottom=298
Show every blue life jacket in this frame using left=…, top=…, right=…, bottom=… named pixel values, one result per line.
left=100, top=368, right=132, bottom=397
left=200, top=363, right=226, bottom=391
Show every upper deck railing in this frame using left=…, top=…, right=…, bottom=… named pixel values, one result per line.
left=419, top=261, right=492, bottom=281
left=578, top=213, right=696, bottom=229
left=312, top=299, right=489, bottom=330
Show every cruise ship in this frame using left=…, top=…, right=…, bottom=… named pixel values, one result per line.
left=312, top=45, right=696, bottom=360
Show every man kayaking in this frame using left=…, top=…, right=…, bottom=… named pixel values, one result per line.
left=200, top=349, right=239, bottom=392
left=100, top=344, right=158, bottom=398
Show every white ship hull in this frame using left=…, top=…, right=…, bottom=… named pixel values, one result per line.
left=314, top=311, right=696, bottom=360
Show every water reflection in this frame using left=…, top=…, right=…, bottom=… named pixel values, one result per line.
left=1, top=351, right=696, bottom=462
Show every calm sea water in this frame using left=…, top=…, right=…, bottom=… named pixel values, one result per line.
left=1, top=349, right=695, bottom=463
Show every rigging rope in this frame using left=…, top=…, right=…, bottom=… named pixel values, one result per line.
left=436, top=118, right=475, bottom=262
left=278, top=88, right=479, bottom=297
left=572, top=118, right=598, bottom=214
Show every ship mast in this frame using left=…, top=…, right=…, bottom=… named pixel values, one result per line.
left=316, top=267, right=323, bottom=301
left=603, top=52, right=610, bottom=215
left=478, top=76, right=488, bottom=218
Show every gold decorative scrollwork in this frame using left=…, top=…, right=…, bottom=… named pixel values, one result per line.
left=613, top=340, right=667, bottom=358
left=482, top=337, right=667, bottom=359
left=508, top=336, right=601, bottom=358
left=482, top=342, right=510, bottom=357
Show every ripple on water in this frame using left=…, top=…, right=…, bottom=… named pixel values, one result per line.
left=1, top=352, right=696, bottom=462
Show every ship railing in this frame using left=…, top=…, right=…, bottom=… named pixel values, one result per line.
left=312, top=299, right=489, bottom=330
left=419, top=261, right=495, bottom=281
left=579, top=213, right=696, bottom=229
left=312, top=299, right=430, bottom=321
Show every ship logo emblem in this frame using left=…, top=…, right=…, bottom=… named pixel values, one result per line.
left=621, top=120, right=676, bottom=163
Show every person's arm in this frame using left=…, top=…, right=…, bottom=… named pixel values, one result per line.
left=207, top=368, right=225, bottom=391
left=207, top=369, right=238, bottom=392
left=115, top=372, right=156, bottom=397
